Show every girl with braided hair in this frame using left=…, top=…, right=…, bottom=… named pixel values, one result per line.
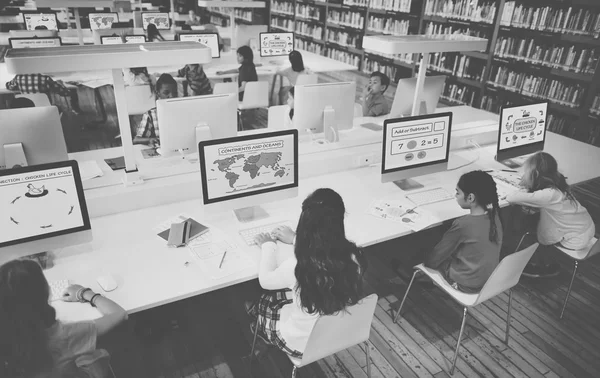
left=424, top=170, right=503, bottom=293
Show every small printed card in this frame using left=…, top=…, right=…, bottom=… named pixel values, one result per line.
left=368, top=199, right=440, bottom=232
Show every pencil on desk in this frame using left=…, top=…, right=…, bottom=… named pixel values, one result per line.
left=218, top=251, right=227, bottom=269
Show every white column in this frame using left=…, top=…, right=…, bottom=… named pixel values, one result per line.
left=412, top=52, right=430, bottom=116
left=111, top=69, right=137, bottom=173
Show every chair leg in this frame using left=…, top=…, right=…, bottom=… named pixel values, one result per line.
left=365, top=341, right=372, bottom=378
left=451, top=307, right=468, bottom=376
left=560, top=260, right=579, bottom=319
left=291, top=366, right=297, bottom=378
left=505, top=289, right=513, bottom=345
left=393, top=270, right=419, bottom=323
left=248, top=316, right=260, bottom=360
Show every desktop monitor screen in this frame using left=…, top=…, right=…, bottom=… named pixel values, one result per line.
left=294, top=82, right=356, bottom=133
left=381, top=112, right=453, bottom=183
left=0, top=161, right=92, bottom=259
left=141, top=12, right=170, bottom=30
left=9, top=37, right=62, bottom=49
left=125, top=35, right=146, bottom=43
left=100, top=35, right=123, bottom=45
left=259, top=32, right=294, bottom=57
left=496, top=102, right=548, bottom=162
left=178, top=33, right=220, bottom=58
left=88, top=12, right=119, bottom=30
left=390, top=75, right=446, bottom=117
left=199, top=129, right=298, bottom=206
left=23, top=13, right=58, bottom=31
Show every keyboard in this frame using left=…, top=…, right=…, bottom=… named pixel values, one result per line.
left=406, top=187, right=454, bottom=206
left=489, top=170, right=522, bottom=188
left=49, top=279, right=70, bottom=302
left=239, top=221, right=292, bottom=246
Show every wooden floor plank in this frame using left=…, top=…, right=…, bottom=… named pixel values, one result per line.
left=358, top=341, right=400, bottom=378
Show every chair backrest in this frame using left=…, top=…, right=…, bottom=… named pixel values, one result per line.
left=300, top=294, right=378, bottom=366
left=296, top=74, right=318, bottom=86
left=354, top=102, right=363, bottom=117
left=75, top=349, right=115, bottom=378
left=16, top=93, right=51, bottom=107
left=125, top=84, right=155, bottom=115
left=476, top=243, right=538, bottom=304
left=213, top=82, right=238, bottom=95
left=240, top=81, right=269, bottom=109
left=268, top=105, right=288, bottom=129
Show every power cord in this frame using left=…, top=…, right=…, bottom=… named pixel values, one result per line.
left=447, top=140, right=481, bottom=171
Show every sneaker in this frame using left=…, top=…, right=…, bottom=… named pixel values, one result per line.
left=522, top=263, right=560, bottom=278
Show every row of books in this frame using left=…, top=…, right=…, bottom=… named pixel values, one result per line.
left=295, top=21, right=323, bottom=39
left=368, top=0, right=412, bottom=13
left=343, top=0, right=369, bottom=7
left=494, top=36, right=599, bottom=74
left=424, top=22, right=491, bottom=40
left=296, top=4, right=321, bottom=21
left=271, top=1, right=294, bottom=16
left=424, top=0, right=497, bottom=24
left=326, top=47, right=361, bottom=69
left=427, top=53, right=485, bottom=81
left=592, top=94, right=600, bottom=116
left=367, top=16, right=409, bottom=36
left=294, top=39, right=324, bottom=55
left=488, top=65, right=586, bottom=108
left=441, top=82, right=478, bottom=107
left=208, top=7, right=253, bottom=22
left=271, top=16, right=293, bottom=31
left=501, top=1, right=600, bottom=36
left=361, top=56, right=401, bottom=82
left=326, top=29, right=361, bottom=49
left=328, top=10, right=365, bottom=29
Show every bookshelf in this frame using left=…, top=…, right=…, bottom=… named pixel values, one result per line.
left=198, top=0, right=267, bottom=28
left=267, top=0, right=600, bottom=145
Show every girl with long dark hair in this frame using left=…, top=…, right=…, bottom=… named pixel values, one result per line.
left=424, top=170, right=503, bottom=293
left=277, top=50, right=311, bottom=104
left=248, top=188, right=367, bottom=358
left=506, top=152, right=595, bottom=277
left=0, top=259, right=127, bottom=377
left=147, top=23, right=165, bottom=42
left=216, top=45, right=258, bottom=101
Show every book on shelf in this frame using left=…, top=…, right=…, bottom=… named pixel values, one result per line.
left=369, top=0, right=412, bottom=13
left=424, top=0, right=497, bottom=24
left=295, top=39, right=324, bottom=54
left=368, top=16, right=409, bottom=35
left=328, top=9, right=364, bottom=29
left=326, top=29, right=361, bottom=49
left=271, top=0, right=294, bottom=16
left=295, top=21, right=323, bottom=39
left=343, top=0, right=369, bottom=7
left=296, top=3, right=322, bottom=21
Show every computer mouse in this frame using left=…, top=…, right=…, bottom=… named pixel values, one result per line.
left=97, top=275, right=118, bottom=292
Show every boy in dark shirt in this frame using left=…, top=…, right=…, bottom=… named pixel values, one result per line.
left=362, top=71, right=390, bottom=117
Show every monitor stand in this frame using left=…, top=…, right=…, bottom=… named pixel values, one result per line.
left=234, top=206, right=269, bottom=223
left=393, top=179, right=424, bottom=191
left=323, top=106, right=339, bottom=143
left=4, top=143, right=28, bottom=169
left=495, top=155, right=522, bottom=169
left=22, top=251, right=53, bottom=270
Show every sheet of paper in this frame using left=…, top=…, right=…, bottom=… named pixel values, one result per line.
left=191, top=240, right=255, bottom=280
left=78, top=160, right=104, bottom=181
left=368, top=198, right=440, bottom=232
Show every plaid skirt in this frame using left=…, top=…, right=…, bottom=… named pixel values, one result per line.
left=247, top=289, right=303, bottom=359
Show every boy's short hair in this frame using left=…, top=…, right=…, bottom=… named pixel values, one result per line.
left=370, top=71, right=390, bottom=92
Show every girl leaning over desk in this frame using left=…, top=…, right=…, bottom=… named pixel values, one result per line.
left=0, top=259, right=127, bottom=378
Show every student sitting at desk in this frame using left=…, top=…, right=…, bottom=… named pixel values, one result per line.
left=277, top=51, right=311, bottom=105
left=248, top=188, right=367, bottom=358
left=361, top=71, right=390, bottom=117
left=186, top=9, right=202, bottom=26
left=6, top=73, right=72, bottom=98
left=424, top=170, right=503, bottom=293
left=147, top=23, right=165, bottom=42
left=133, top=73, right=177, bottom=146
left=177, top=64, right=212, bottom=96
left=284, top=86, right=295, bottom=129
left=216, top=45, right=258, bottom=102
left=0, top=259, right=127, bottom=378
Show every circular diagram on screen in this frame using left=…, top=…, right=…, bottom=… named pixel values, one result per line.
left=8, top=184, right=77, bottom=230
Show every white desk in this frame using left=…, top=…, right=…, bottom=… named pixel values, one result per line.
left=41, top=125, right=600, bottom=322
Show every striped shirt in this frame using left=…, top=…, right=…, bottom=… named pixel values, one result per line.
left=6, top=74, right=72, bottom=96
left=178, top=65, right=212, bottom=96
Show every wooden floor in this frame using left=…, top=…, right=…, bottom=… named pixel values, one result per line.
left=98, top=177, right=600, bottom=378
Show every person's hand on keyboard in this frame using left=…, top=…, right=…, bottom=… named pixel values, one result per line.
left=271, top=225, right=296, bottom=245
left=255, top=233, right=276, bottom=247
left=61, top=284, right=84, bottom=302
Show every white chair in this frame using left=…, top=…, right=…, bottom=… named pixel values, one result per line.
left=295, top=74, right=318, bottom=86
left=268, top=105, right=288, bottom=129
left=394, top=235, right=538, bottom=375
left=213, top=82, right=238, bottom=95
left=250, top=293, right=378, bottom=378
left=125, top=85, right=155, bottom=115
left=15, top=93, right=51, bottom=107
left=554, top=237, right=600, bottom=319
left=239, top=81, right=269, bottom=110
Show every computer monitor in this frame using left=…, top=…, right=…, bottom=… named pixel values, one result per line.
left=198, top=129, right=298, bottom=222
left=389, top=75, right=446, bottom=117
left=496, top=101, right=548, bottom=166
left=141, top=12, right=170, bottom=30
left=22, top=12, right=58, bottom=31
left=157, top=93, right=238, bottom=158
left=0, top=107, right=68, bottom=170
left=9, top=37, right=62, bottom=49
left=88, top=12, right=119, bottom=30
left=177, top=33, right=220, bottom=58
left=381, top=112, right=453, bottom=190
left=259, top=32, right=294, bottom=57
left=294, top=82, right=356, bottom=137
left=0, top=160, right=92, bottom=261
